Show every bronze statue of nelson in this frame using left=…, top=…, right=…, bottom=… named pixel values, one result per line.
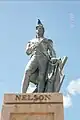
left=21, top=19, right=68, bottom=93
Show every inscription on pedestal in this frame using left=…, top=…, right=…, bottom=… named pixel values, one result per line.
left=10, top=113, right=54, bottom=120
left=15, top=94, right=51, bottom=101
left=3, top=93, right=63, bottom=104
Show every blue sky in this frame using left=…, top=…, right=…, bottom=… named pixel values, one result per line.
left=0, top=1, right=80, bottom=120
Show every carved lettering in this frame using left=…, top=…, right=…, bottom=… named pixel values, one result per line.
left=44, top=95, right=51, bottom=100
left=27, top=94, right=33, bottom=100
left=15, top=94, right=51, bottom=101
left=21, top=95, right=27, bottom=100
left=33, top=95, right=39, bottom=101
left=39, top=95, right=44, bottom=101
left=15, top=94, right=21, bottom=100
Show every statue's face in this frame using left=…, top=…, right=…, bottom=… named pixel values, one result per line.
left=36, top=26, right=44, bottom=37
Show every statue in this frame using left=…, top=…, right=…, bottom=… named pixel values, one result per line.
left=21, top=19, right=68, bottom=93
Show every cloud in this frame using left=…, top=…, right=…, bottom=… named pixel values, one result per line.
left=63, top=94, right=72, bottom=108
left=63, top=78, right=80, bottom=108
left=67, top=79, right=80, bottom=95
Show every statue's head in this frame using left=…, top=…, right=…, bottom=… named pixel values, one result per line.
left=36, top=19, right=45, bottom=37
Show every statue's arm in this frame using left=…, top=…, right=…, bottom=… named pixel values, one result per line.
left=48, top=39, right=56, bottom=58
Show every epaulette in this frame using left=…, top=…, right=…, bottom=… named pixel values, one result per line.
left=48, top=39, right=53, bottom=43
left=47, top=39, right=53, bottom=46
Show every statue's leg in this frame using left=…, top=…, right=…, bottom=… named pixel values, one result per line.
left=37, top=56, right=48, bottom=92
left=21, top=55, right=38, bottom=93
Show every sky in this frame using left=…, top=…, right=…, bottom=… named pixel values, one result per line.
left=0, top=1, right=80, bottom=120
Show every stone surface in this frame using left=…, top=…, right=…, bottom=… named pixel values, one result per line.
left=1, top=93, right=64, bottom=120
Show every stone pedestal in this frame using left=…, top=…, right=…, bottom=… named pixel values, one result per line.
left=1, top=93, right=64, bottom=120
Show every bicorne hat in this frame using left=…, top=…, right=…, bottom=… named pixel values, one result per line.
left=36, top=19, right=44, bottom=29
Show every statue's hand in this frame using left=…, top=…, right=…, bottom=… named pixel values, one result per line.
left=26, top=42, right=36, bottom=55
left=51, top=58, right=58, bottom=63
